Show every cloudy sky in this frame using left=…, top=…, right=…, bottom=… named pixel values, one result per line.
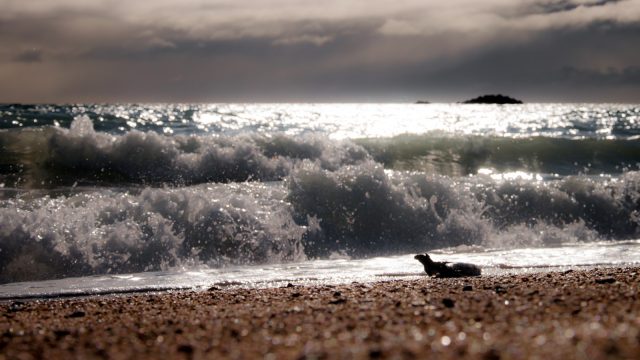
left=1, top=0, right=639, bottom=103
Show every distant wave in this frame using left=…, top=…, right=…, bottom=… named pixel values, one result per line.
left=2, top=118, right=640, bottom=188
left=0, top=117, right=368, bottom=188
left=359, top=133, right=640, bottom=176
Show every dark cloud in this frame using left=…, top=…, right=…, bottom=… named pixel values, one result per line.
left=13, top=48, right=42, bottom=63
left=384, top=22, right=640, bottom=101
left=273, top=22, right=640, bottom=102
left=561, top=66, right=640, bottom=85
left=0, top=1, right=638, bottom=102
left=534, top=0, right=625, bottom=14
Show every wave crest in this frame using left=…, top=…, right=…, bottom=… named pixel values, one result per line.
left=2, top=117, right=370, bottom=187
left=0, top=184, right=305, bottom=283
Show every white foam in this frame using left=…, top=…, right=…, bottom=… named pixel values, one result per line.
left=0, top=183, right=305, bottom=283
left=13, top=117, right=371, bottom=187
left=2, top=240, right=638, bottom=299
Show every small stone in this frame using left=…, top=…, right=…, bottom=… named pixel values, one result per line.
left=483, top=348, right=501, bottom=360
left=442, top=298, right=455, bottom=308
left=54, top=330, right=71, bottom=339
left=595, top=277, right=616, bottom=284
left=66, top=311, right=86, bottom=318
left=8, top=302, right=24, bottom=313
left=369, top=349, right=383, bottom=358
left=329, top=298, right=347, bottom=305
left=463, top=285, right=473, bottom=291
left=177, top=344, right=194, bottom=354
left=571, top=308, right=581, bottom=315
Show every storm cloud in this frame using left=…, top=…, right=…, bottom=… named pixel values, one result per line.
left=0, top=0, right=639, bottom=102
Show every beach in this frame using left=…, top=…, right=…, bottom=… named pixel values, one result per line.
left=1, top=267, right=638, bottom=359
left=2, top=1, right=640, bottom=357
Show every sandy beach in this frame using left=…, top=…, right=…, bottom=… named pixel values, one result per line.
left=1, top=267, right=638, bottom=359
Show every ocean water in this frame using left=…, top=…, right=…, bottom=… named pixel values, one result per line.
left=1, top=103, right=639, bottom=299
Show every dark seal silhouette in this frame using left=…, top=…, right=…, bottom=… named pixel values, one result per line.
left=462, top=94, right=523, bottom=104
left=414, top=253, right=481, bottom=278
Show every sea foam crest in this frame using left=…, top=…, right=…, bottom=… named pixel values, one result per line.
left=288, top=162, right=640, bottom=256
left=3, top=117, right=640, bottom=188
left=11, top=116, right=369, bottom=187
left=0, top=184, right=305, bottom=283
left=1, top=156, right=639, bottom=283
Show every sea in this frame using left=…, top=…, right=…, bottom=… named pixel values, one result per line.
left=1, top=103, right=639, bottom=299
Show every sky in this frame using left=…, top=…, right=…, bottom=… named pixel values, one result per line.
left=1, top=0, right=639, bottom=103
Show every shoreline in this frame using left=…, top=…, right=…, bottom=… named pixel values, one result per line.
left=1, top=267, right=638, bottom=359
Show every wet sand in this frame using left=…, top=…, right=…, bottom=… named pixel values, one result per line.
left=1, top=267, right=639, bottom=359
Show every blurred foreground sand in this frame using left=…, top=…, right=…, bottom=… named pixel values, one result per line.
left=1, top=267, right=638, bottom=359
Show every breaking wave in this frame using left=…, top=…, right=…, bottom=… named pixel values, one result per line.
left=1, top=108, right=640, bottom=284
left=0, top=184, right=304, bottom=283
left=1, top=162, right=638, bottom=283
left=288, top=162, right=639, bottom=257
left=2, top=117, right=640, bottom=189
left=0, top=117, right=368, bottom=187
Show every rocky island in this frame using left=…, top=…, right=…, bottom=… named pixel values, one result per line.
left=462, top=94, right=523, bottom=104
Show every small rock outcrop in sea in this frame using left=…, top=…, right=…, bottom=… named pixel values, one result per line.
left=414, top=253, right=482, bottom=278
left=415, top=100, right=431, bottom=104
left=462, top=94, right=523, bottom=104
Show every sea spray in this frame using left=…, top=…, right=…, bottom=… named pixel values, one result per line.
left=0, top=116, right=372, bottom=188
left=0, top=184, right=305, bottom=283
left=2, top=164, right=640, bottom=283
left=287, top=161, right=489, bottom=257
left=1, top=103, right=639, bottom=285
left=287, top=162, right=639, bottom=257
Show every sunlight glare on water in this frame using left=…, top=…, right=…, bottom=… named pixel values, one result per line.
left=3, top=103, right=639, bottom=139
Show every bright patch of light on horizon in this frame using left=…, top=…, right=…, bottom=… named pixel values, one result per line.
left=200, top=103, right=627, bottom=140
left=321, top=104, right=490, bottom=139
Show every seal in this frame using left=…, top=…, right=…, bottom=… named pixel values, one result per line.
left=414, top=253, right=481, bottom=278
